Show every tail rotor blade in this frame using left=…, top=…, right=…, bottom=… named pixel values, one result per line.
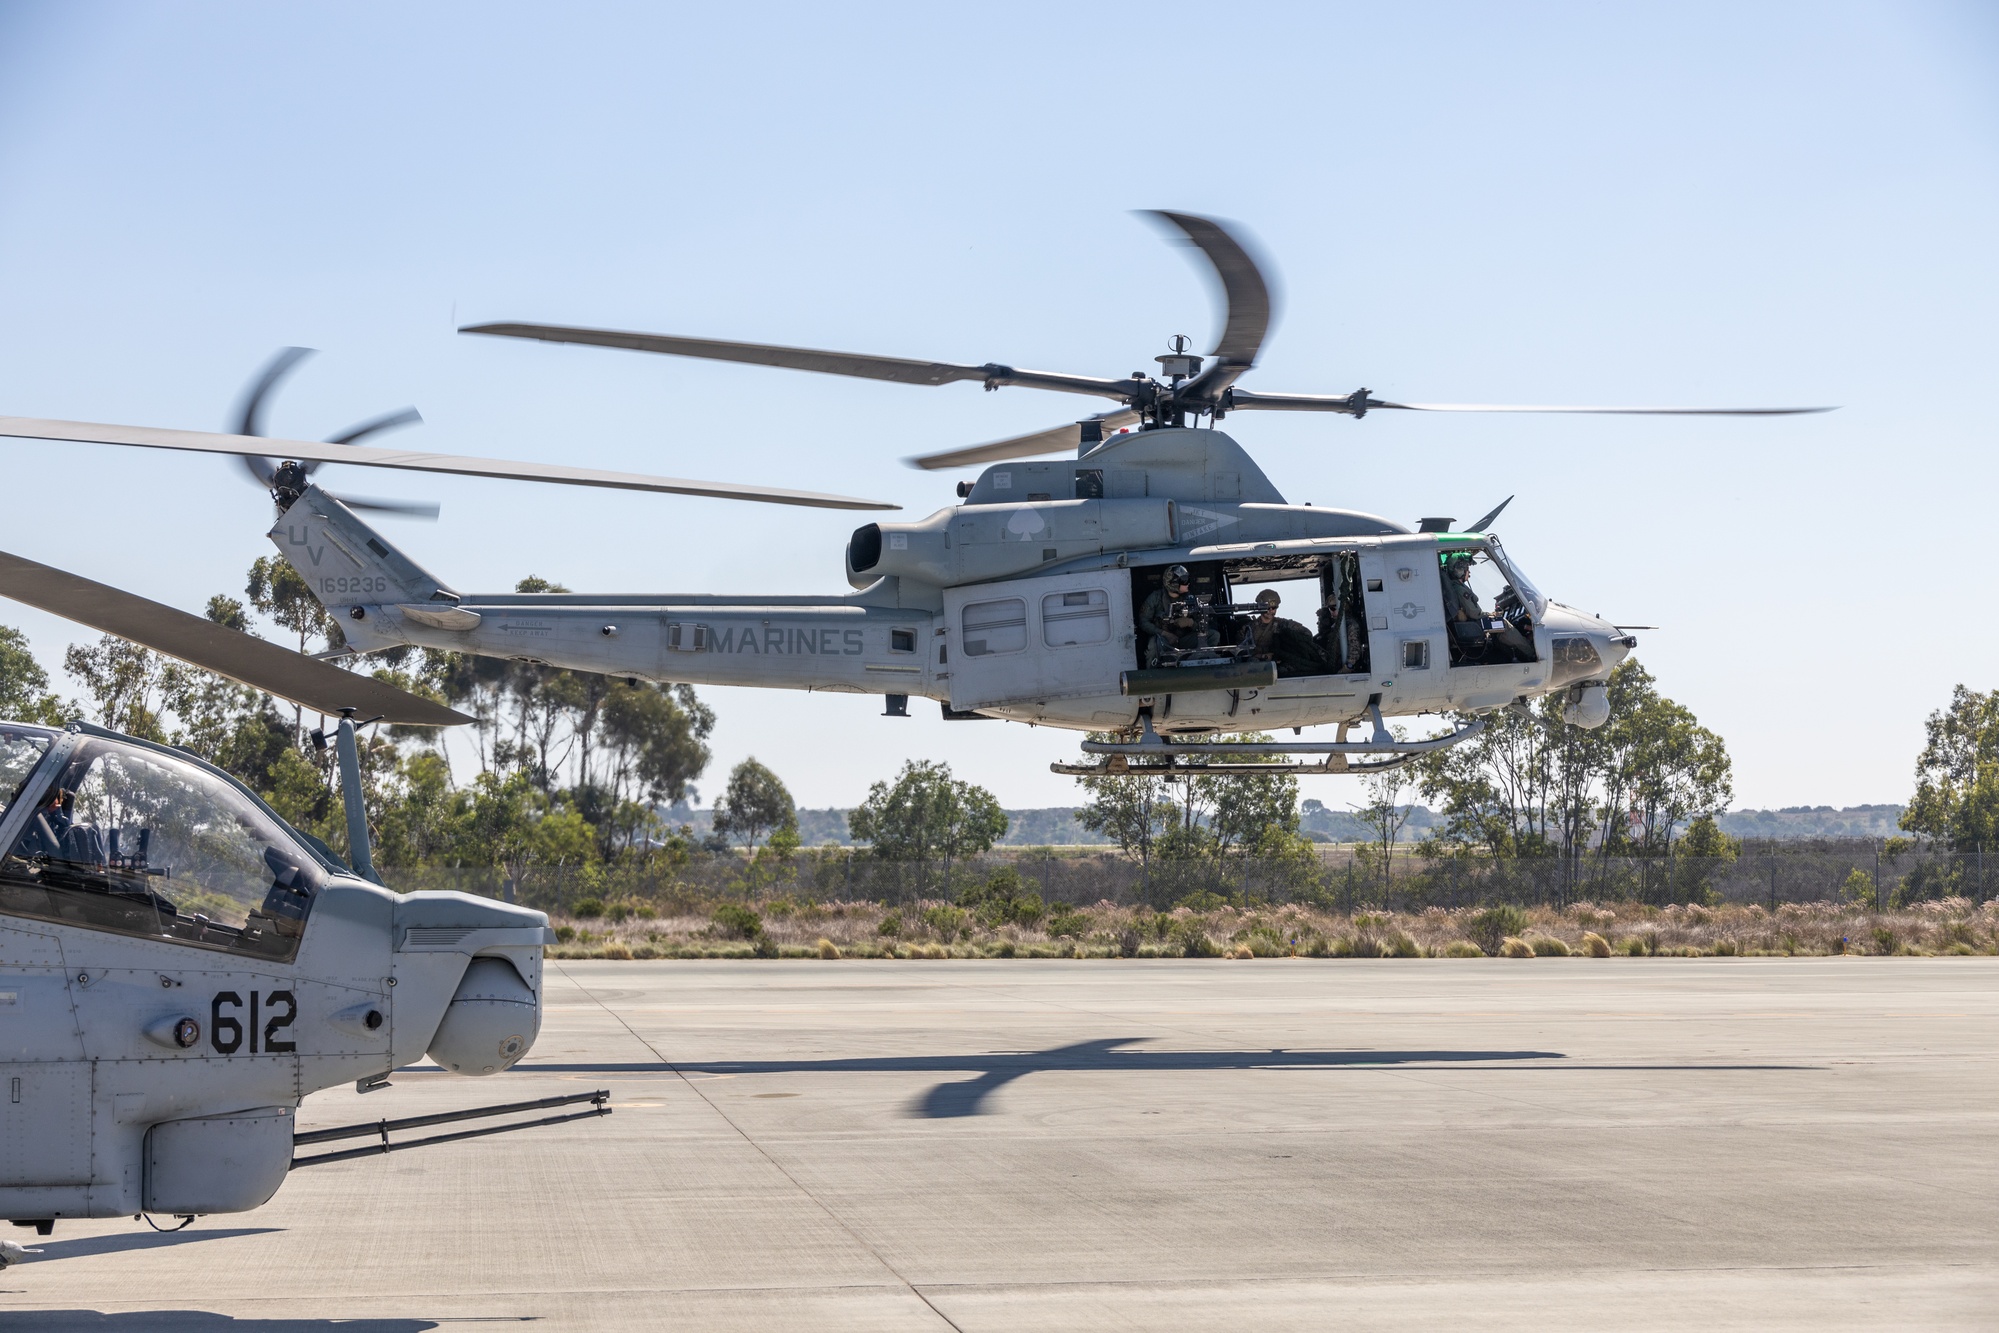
left=330, top=492, right=441, bottom=521
left=325, top=407, right=422, bottom=448
left=304, top=406, right=424, bottom=478
left=231, top=347, right=315, bottom=488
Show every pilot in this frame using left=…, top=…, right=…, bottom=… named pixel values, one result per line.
left=1445, top=554, right=1533, bottom=660
left=1247, top=589, right=1327, bottom=677
left=1138, top=565, right=1209, bottom=666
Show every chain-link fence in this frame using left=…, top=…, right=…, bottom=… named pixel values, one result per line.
left=375, top=839, right=1989, bottom=914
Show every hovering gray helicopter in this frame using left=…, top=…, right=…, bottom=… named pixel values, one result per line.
left=0, top=212, right=1829, bottom=779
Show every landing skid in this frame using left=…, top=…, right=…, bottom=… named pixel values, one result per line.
left=1050, top=706, right=1486, bottom=777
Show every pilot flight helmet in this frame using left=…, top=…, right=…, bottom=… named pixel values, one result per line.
left=1255, top=588, right=1280, bottom=609
left=1445, top=553, right=1474, bottom=579
left=1165, top=564, right=1190, bottom=589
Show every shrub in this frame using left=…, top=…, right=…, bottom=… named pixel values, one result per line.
left=1385, top=930, right=1421, bottom=958
left=606, top=902, right=632, bottom=923
left=815, top=937, right=841, bottom=959
left=599, top=941, right=634, bottom=960
left=1871, top=926, right=1897, bottom=955
left=1173, top=921, right=1221, bottom=957
left=877, top=909, right=903, bottom=937
left=922, top=904, right=968, bottom=937
left=573, top=897, right=606, bottom=919
left=1046, top=909, right=1090, bottom=938
left=1580, top=931, right=1612, bottom=958
left=1443, top=940, right=1484, bottom=958
left=634, top=904, right=658, bottom=920
left=1529, top=936, right=1571, bottom=957
left=1116, top=929, right=1141, bottom=957
left=712, top=903, right=763, bottom=940
left=1500, top=936, right=1536, bottom=958
left=959, top=868, right=1046, bottom=927
left=554, top=924, right=577, bottom=943
left=996, top=941, right=1017, bottom=958
left=1709, top=938, right=1738, bottom=956
left=1177, top=889, right=1228, bottom=912
left=753, top=933, right=780, bottom=958
left=1468, top=905, right=1531, bottom=956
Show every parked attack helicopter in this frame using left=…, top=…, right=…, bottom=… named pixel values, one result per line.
left=0, top=212, right=1829, bottom=781
left=0, top=556, right=619, bottom=1246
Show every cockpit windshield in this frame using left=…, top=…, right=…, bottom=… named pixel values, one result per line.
left=0, top=736, right=320, bottom=961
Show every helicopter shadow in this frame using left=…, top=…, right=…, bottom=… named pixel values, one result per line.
left=526, top=1039, right=1581, bottom=1117
left=25, top=1227, right=280, bottom=1262
left=0, top=1316, right=445, bottom=1332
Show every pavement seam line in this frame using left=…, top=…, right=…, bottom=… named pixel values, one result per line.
left=551, top=962, right=967, bottom=1333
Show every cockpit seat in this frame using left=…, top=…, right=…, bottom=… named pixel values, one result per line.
left=59, top=823, right=106, bottom=866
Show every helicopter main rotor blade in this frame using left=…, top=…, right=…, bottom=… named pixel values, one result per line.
left=907, top=409, right=1143, bottom=472
left=1379, top=401, right=1837, bottom=415
left=1144, top=211, right=1274, bottom=406
left=1224, top=388, right=1835, bottom=416
left=0, top=417, right=900, bottom=511
left=459, top=323, right=1138, bottom=402
left=0, top=549, right=469, bottom=727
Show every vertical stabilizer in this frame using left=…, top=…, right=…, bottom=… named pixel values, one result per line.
left=269, top=486, right=460, bottom=650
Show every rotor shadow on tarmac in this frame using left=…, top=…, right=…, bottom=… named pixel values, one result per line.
left=25, top=1228, right=281, bottom=1262
left=526, top=1039, right=1584, bottom=1117
left=4, top=1317, right=442, bottom=1332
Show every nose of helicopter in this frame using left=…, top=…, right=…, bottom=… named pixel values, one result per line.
left=1600, top=620, right=1637, bottom=671
left=1539, top=603, right=1637, bottom=679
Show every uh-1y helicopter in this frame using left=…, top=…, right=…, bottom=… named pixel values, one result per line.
left=0, top=211, right=1829, bottom=786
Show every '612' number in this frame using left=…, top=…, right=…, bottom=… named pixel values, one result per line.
left=211, top=990, right=297, bottom=1054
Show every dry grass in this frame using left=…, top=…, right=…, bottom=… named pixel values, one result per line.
left=541, top=896, right=1999, bottom=960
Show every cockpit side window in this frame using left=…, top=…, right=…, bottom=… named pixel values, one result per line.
left=0, top=726, right=53, bottom=822
left=0, top=738, right=320, bottom=961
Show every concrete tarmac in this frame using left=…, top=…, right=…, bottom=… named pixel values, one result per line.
left=6, top=958, right=1997, bottom=1330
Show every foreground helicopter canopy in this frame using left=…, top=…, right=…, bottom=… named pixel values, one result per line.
left=463, top=209, right=1835, bottom=472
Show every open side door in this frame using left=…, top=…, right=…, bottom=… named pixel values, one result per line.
left=942, top=571, right=1133, bottom=711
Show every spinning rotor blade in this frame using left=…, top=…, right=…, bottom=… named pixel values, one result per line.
left=1225, top=388, right=1834, bottom=417
left=314, top=408, right=437, bottom=520
left=907, top=409, right=1142, bottom=472
left=324, top=406, right=423, bottom=448
left=460, top=323, right=1134, bottom=400
left=231, top=346, right=314, bottom=487
left=1144, top=211, right=1273, bottom=367
left=0, top=417, right=899, bottom=510
left=0, top=549, right=468, bottom=727
left=331, top=493, right=442, bottom=520
left=1381, top=401, right=1836, bottom=415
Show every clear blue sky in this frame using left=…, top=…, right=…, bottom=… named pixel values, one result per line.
left=1, top=2, right=1994, bottom=811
